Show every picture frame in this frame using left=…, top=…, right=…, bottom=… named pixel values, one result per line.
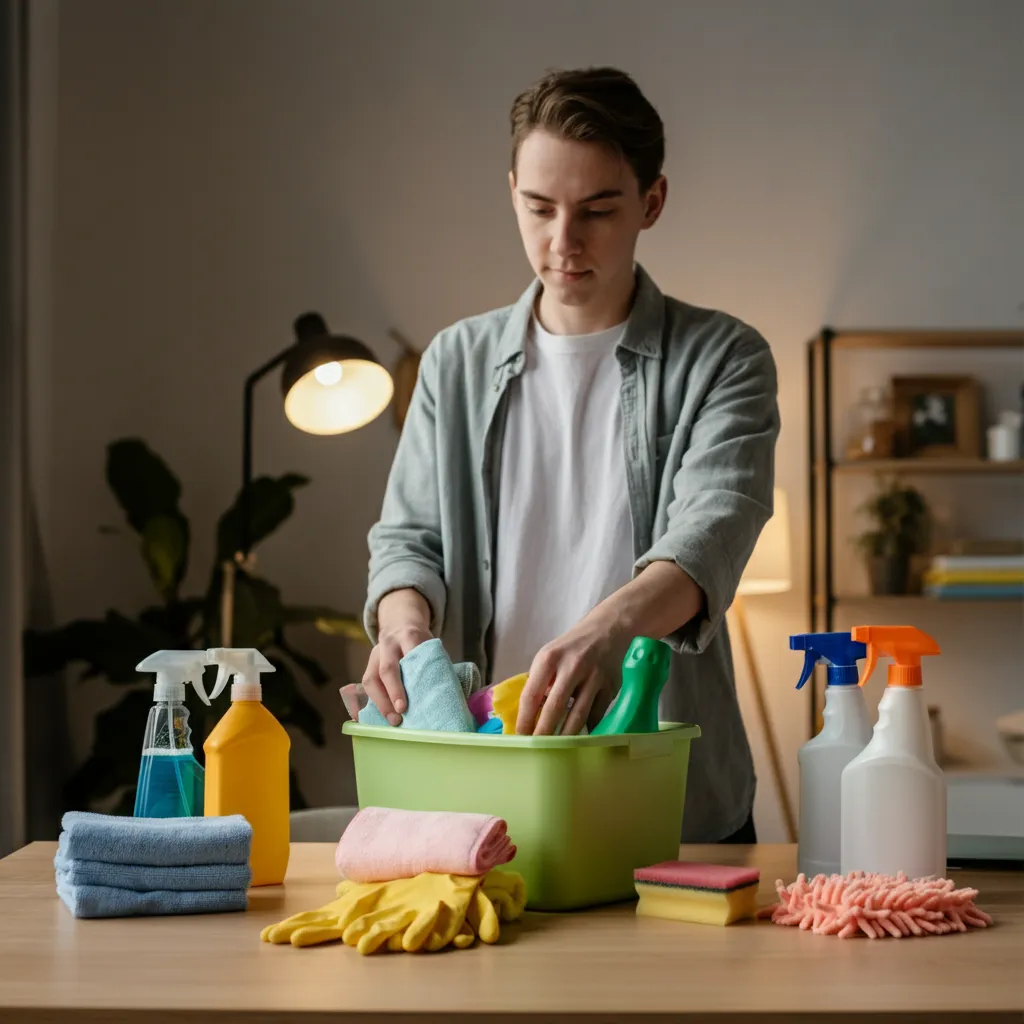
left=890, top=374, right=981, bottom=458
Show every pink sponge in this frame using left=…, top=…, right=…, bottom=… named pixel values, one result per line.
left=634, top=861, right=761, bottom=925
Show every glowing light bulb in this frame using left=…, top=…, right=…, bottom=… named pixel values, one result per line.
left=313, top=361, right=343, bottom=387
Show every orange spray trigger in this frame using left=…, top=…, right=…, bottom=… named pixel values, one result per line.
left=850, top=626, right=941, bottom=688
left=857, top=644, right=878, bottom=688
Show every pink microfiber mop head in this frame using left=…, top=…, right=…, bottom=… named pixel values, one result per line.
left=335, top=807, right=516, bottom=883
left=758, top=871, right=993, bottom=938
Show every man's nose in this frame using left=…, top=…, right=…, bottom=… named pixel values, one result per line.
left=550, top=213, right=582, bottom=257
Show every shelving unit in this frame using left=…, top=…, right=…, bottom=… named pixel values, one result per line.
left=807, top=328, right=1024, bottom=738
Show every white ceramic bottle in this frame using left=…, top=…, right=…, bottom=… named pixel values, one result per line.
left=790, top=633, right=873, bottom=878
left=840, top=626, right=945, bottom=879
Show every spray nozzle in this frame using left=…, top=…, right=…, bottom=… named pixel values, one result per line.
left=206, top=648, right=275, bottom=701
left=789, top=632, right=867, bottom=689
left=850, top=626, right=941, bottom=688
left=136, top=650, right=213, bottom=704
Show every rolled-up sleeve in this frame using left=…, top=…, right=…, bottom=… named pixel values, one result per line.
left=634, top=330, right=780, bottom=654
left=363, top=339, right=448, bottom=643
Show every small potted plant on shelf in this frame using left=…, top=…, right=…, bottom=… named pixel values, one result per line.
left=854, top=477, right=932, bottom=595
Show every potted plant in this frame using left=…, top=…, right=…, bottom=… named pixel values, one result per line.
left=854, top=477, right=932, bottom=595
left=23, top=438, right=368, bottom=814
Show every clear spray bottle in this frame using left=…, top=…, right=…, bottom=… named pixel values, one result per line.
left=134, top=650, right=212, bottom=818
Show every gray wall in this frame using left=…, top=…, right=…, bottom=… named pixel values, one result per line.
left=34, top=0, right=1024, bottom=839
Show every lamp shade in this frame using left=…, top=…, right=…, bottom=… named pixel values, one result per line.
left=281, top=313, right=394, bottom=435
left=737, top=488, right=792, bottom=596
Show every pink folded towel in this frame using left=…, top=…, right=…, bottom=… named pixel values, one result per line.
left=335, top=807, right=516, bottom=882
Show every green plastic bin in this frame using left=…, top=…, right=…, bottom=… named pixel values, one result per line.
left=342, top=720, right=700, bottom=911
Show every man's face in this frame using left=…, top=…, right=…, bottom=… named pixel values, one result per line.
left=510, top=129, right=666, bottom=309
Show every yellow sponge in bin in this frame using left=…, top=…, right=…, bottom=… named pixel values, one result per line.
left=634, top=861, right=760, bottom=926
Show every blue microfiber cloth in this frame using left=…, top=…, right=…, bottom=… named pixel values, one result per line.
left=56, top=874, right=247, bottom=918
left=358, top=638, right=477, bottom=732
left=53, top=848, right=251, bottom=892
left=58, top=812, right=252, bottom=867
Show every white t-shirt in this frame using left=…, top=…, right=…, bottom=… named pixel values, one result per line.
left=489, top=314, right=635, bottom=685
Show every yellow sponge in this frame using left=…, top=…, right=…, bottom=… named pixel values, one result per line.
left=633, top=861, right=760, bottom=926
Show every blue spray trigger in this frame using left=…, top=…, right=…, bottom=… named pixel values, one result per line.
left=790, top=632, right=868, bottom=688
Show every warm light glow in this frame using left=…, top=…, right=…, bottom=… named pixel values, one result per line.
left=737, top=488, right=792, bottom=596
left=284, top=359, right=393, bottom=435
left=313, top=361, right=343, bottom=386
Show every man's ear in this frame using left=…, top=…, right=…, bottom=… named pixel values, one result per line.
left=642, top=176, right=668, bottom=229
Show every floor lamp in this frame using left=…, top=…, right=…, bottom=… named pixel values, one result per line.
left=220, top=312, right=395, bottom=646
left=730, top=488, right=797, bottom=842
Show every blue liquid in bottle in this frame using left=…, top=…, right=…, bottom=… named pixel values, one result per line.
left=134, top=751, right=204, bottom=817
left=134, top=700, right=205, bottom=818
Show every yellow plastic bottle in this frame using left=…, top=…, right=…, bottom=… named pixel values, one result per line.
left=204, top=648, right=290, bottom=886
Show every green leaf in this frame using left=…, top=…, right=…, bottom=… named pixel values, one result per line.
left=138, top=599, right=205, bottom=648
left=140, top=513, right=190, bottom=600
left=64, top=689, right=154, bottom=808
left=231, top=572, right=285, bottom=649
left=106, top=439, right=184, bottom=535
left=216, top=474, right=309, bottom=562
left=314, top=616, right=368, bottom=642
left=24, top=611, right=168, bottom=683
left=274, top=633, right=330, bottom=687
left=281, top=605, right=368, bottom=643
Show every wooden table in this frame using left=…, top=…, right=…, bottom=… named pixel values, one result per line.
left=0, top=842, right=1021, bottom=1022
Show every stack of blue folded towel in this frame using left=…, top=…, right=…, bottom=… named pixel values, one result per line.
left=55, top=811, right=253, bottom=919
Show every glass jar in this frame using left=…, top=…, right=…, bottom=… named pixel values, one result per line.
left=846, top=385, right=895, bottom=460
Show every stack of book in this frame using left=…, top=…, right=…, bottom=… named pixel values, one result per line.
left=924, top=554, right=1024, bottom=600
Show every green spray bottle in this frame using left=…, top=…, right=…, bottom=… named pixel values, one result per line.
left=591, top=637, right=671, bottom=735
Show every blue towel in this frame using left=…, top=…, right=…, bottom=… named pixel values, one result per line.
left=359, top=638, right=477, bottom=732
left=56, top=875, right=247, bottom=918
left=53, top=848, right=251, bottom=892
left=58, top=812, right=252, bottom=866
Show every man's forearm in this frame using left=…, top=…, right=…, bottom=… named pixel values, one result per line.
left=589, top=560, right=704, bottom=642
left=377, top=588, right=432, bottom=636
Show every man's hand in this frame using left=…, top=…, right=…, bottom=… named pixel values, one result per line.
left=362, top=589, right=432, bottom=726
left=515, top=562, right=704, bottom=736
left=515, top=608, right=629, bottom=736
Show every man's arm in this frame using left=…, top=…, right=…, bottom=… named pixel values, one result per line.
left=518, top=328, right=779, bottom=735
left=364, top=338, right=447, bottom=643
left=634, top=329, right=779, bottom=654
left=361, top=339, right=447, bottom=723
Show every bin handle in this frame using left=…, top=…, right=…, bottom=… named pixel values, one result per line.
left=627, top=733, right=673, bottom=760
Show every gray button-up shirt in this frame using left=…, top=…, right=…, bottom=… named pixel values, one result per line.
left=364, top=264, right=780, bottom=841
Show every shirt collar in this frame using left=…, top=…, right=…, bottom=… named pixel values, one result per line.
left=494, top=262, right=665, bottom=369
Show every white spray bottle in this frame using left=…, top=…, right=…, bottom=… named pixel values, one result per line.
left=134, top=650, right=212, bottom=818
left=841, top=625, right=944, bottom=878
left=790, top=632, right=872, bottom=878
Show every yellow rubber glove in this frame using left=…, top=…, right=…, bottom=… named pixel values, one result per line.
left=466, top=869, right=527, bottom=944
left=260, top=872, right=485, bottom=953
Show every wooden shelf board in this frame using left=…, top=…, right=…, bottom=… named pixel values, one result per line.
left=817, top=594, right=1023, bottom=606
left=823, top=458, right=1024, bottom=475
left=840, top=596, right=1023, bottom=603
left=822, top=330, right=1024, bottom=350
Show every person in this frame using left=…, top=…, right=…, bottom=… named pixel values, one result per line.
left=360, top=66, right=779, bottom=844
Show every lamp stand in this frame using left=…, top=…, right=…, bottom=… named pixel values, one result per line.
left=729, top=595, right=797, bottom=842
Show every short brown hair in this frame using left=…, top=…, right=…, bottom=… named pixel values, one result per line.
left=509, top=67, right=665, bottom=192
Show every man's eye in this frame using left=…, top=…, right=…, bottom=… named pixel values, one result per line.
left=527, top=206, right=552, bottom=217
left=583, top=209, right=614, bottom=218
